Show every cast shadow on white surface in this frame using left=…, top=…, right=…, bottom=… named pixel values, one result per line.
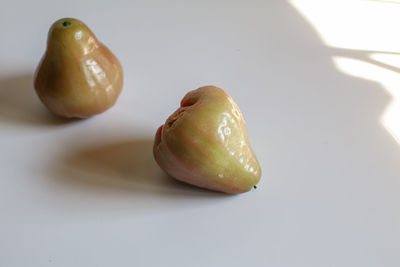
left=51, top=138, right=232, bottom=198
left=0, top=74, right=74, bottom=127
left=329, top=48, right=400, bottom=74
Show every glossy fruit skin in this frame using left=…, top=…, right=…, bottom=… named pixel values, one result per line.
left=154, top=86, right=261, bottom=194
left=34, top=18, right=123, bottom=118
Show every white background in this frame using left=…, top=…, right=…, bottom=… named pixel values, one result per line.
left=1, top=0, right=400, bottom=266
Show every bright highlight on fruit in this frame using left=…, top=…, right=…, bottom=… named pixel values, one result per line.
left=153, top=86, right=261, bottom=194
left=34, top=18, right=123, bottom=118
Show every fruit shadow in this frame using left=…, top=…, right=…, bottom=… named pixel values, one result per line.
left=52, top=138, right=231, bottom=198
left=0, top=74, right=74, bottom=127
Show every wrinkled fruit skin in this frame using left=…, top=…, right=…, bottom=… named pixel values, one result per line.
left=34, top=18, right=123, bottom=118
left=153, top=86, right=261, bottom=194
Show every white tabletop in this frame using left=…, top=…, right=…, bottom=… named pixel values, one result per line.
left=1, top=0, right=400, bottom=266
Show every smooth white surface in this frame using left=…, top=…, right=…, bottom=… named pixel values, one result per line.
left=1, top=0, right=400, bottom=266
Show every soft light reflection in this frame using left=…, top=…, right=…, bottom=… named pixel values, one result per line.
left=82, top=60, right=96, bottom=87
left=83, top=59, right=110, bottom=91
left=291, top=0, right=400, bottom=144
left=74, top=30, right=82, bottom=40
left=216, top=111, right=257, bottom=174
left=83, top=36, right=97, bottom=54
left=217, top=112, right=234, bottom=141
left=230, top=99, right=242, bottom=120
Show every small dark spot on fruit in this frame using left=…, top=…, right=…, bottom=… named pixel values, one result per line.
left=253, top=185, right=257, bottom=189
left=62, top=21, right=71, bottom=27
